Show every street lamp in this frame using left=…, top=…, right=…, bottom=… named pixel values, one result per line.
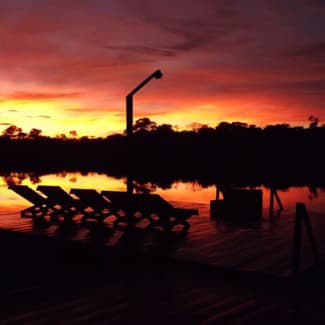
left=125, top=70, right=163, bottom=194
left=126, top=69, right=163, bottom=137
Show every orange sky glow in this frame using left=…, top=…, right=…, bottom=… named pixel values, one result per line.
left=1, top=0, right=325, bottom=137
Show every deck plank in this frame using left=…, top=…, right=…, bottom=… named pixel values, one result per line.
left=0, top=204, right=324, bottom=279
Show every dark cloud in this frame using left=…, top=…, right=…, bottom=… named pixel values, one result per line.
left=212, top=80, right=325, bottom=95
left=103, top=45, right=176, bottom=58
left=288, top=42, right=325, bottom=59
left=309, top=0, right=325, bottom=8
left=5, top=91, right=83, bottom=101
left=66, top=107, right=109, bottom=113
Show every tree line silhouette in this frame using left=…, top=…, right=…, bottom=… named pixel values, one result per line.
left=1, top=117, right=325, bottom=187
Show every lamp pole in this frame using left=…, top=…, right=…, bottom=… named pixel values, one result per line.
left=126, top=69, right=163, bottom=137
left=126, top=70, right=163, bottom=193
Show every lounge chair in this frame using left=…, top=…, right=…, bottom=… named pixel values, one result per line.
left=8, top=185, right=52, bottom=218
left=36, top=185, right=82, bottom=221
left=102, top=191, right=198, bottom=231
left=139, top=194, right=198, bottom=231
left=100, top=191, right=148, bottom=227
left=69, top=188, right=120, bottom=223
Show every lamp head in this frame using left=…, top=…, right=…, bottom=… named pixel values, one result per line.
left=154, top=70, right=163, bottom=79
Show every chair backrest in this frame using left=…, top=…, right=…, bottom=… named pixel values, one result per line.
left=9, top=185, right=47, bottom=205
left=37, top=185, right=75, bottom=204
left=101, top=191, right=143, bottom=212
left=141, top=194, right=174, bottom=211
left=101, top=191, right=130, bottom=203
left=103, top=192, right=174, bottom=213
left=70, top=189, right=110, bottom=209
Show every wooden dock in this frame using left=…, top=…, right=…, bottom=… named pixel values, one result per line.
left=0, top=202, right=324, bottom=279
left=1, top=203, right=325, bottom=324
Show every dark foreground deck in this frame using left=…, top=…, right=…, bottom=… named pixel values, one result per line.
left=1, top=203, right=325, bottom=324
left=0, top=203, right=324, bottom=278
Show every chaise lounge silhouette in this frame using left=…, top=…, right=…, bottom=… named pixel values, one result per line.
left=36, top=185, right=82, bottom=221
left=99, top=191, right=148, bottom=227
left=102, top=191, right=198, bottom=231
left=8, top=184, right=53, bottom=218
left=69, top=188, right=121, bottom=224
left=139, top=193, right=198, bottom=231
left=8, top=185, right=198, bottom=230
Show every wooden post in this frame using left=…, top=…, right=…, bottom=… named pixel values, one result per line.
left=269, top=188, right=283, bottom=218
left=126, top=95, right=133, bottom=194
left=299, top=203, right=320, bottom=264
left=126, top=95, right=133, bottom=138
left=292, top=203, right=303, bottom=275
left=269, top=189, right=275, bottom=217
left=292, top=203, right=319, bottom=275
left=274, top=190, right=283, bottom=210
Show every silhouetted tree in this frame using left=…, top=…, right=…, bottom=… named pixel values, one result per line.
left=0, top=117, right=325, bottom=188
left=133, top=181, right=157, bottom=193
left=55, top=133, right=67, bottom=140
left=308, top=115, right=320, bottom=128
left=189, top=122, right=209, bottom=132
left=28, top=128, right=42, bottom=139
left=2, top=125, right=22, bottom=139
left=197, top=125, right=215, bottom=136
left=264, top=123, right=290, bottom=131
left=232, top=122, right=247, bottom=128
left=156, top=123, right=175, bottom=135
left=69, top=130, right=78, bottom=138
left=215, top=121, right=231, bottom=131
left=132, top=117, right=157, bottom=133
left=17, top=131, right=27, bottom=139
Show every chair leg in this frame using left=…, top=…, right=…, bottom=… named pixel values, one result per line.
left=183, top=220, right=190, bottom=230
left=21, top=205, right=48, bottom=218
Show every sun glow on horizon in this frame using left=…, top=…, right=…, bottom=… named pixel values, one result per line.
left=0, top=96, right=316, bottom=137
left=0, top=1, right=324, bottom=137
left=0, top=98, right=126, bottom=137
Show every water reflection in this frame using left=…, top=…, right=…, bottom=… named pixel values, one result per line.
left=1, top=171, right=325, bottom=217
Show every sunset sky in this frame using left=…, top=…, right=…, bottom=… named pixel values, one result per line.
left=0, top=0, right=325, bottom=137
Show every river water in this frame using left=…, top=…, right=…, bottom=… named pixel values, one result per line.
left=1, top=171, right=325, bottom=218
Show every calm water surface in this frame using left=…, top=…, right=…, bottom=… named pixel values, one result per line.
left=1, top=172, right=325, bottom=217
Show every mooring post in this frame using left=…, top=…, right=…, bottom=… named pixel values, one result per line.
left=292, top=203, right=303, bottom=275
left=270, top=188, right=283, bottom=218
left=300, top=203, right=320, bottom=264
left=216, top=186, right=220, bottom=200
left=270, top=188, right=275, bottom=217
left=292, top=202, right=319, bottom=275
left=274, top=190, right=283, bottom=210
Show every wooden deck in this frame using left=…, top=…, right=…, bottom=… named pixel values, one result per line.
left=1, top=203, right=325, bottom=324
left=0, top=262, right=301, bottom=325
left=0, top=266, right=301, bottom=325
left=0, top=202, right=324, bottom=279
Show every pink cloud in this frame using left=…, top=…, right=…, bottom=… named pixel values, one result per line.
left=0, top=0, right=324, bottom=132
left=5, top=91, right=83, bottom=101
